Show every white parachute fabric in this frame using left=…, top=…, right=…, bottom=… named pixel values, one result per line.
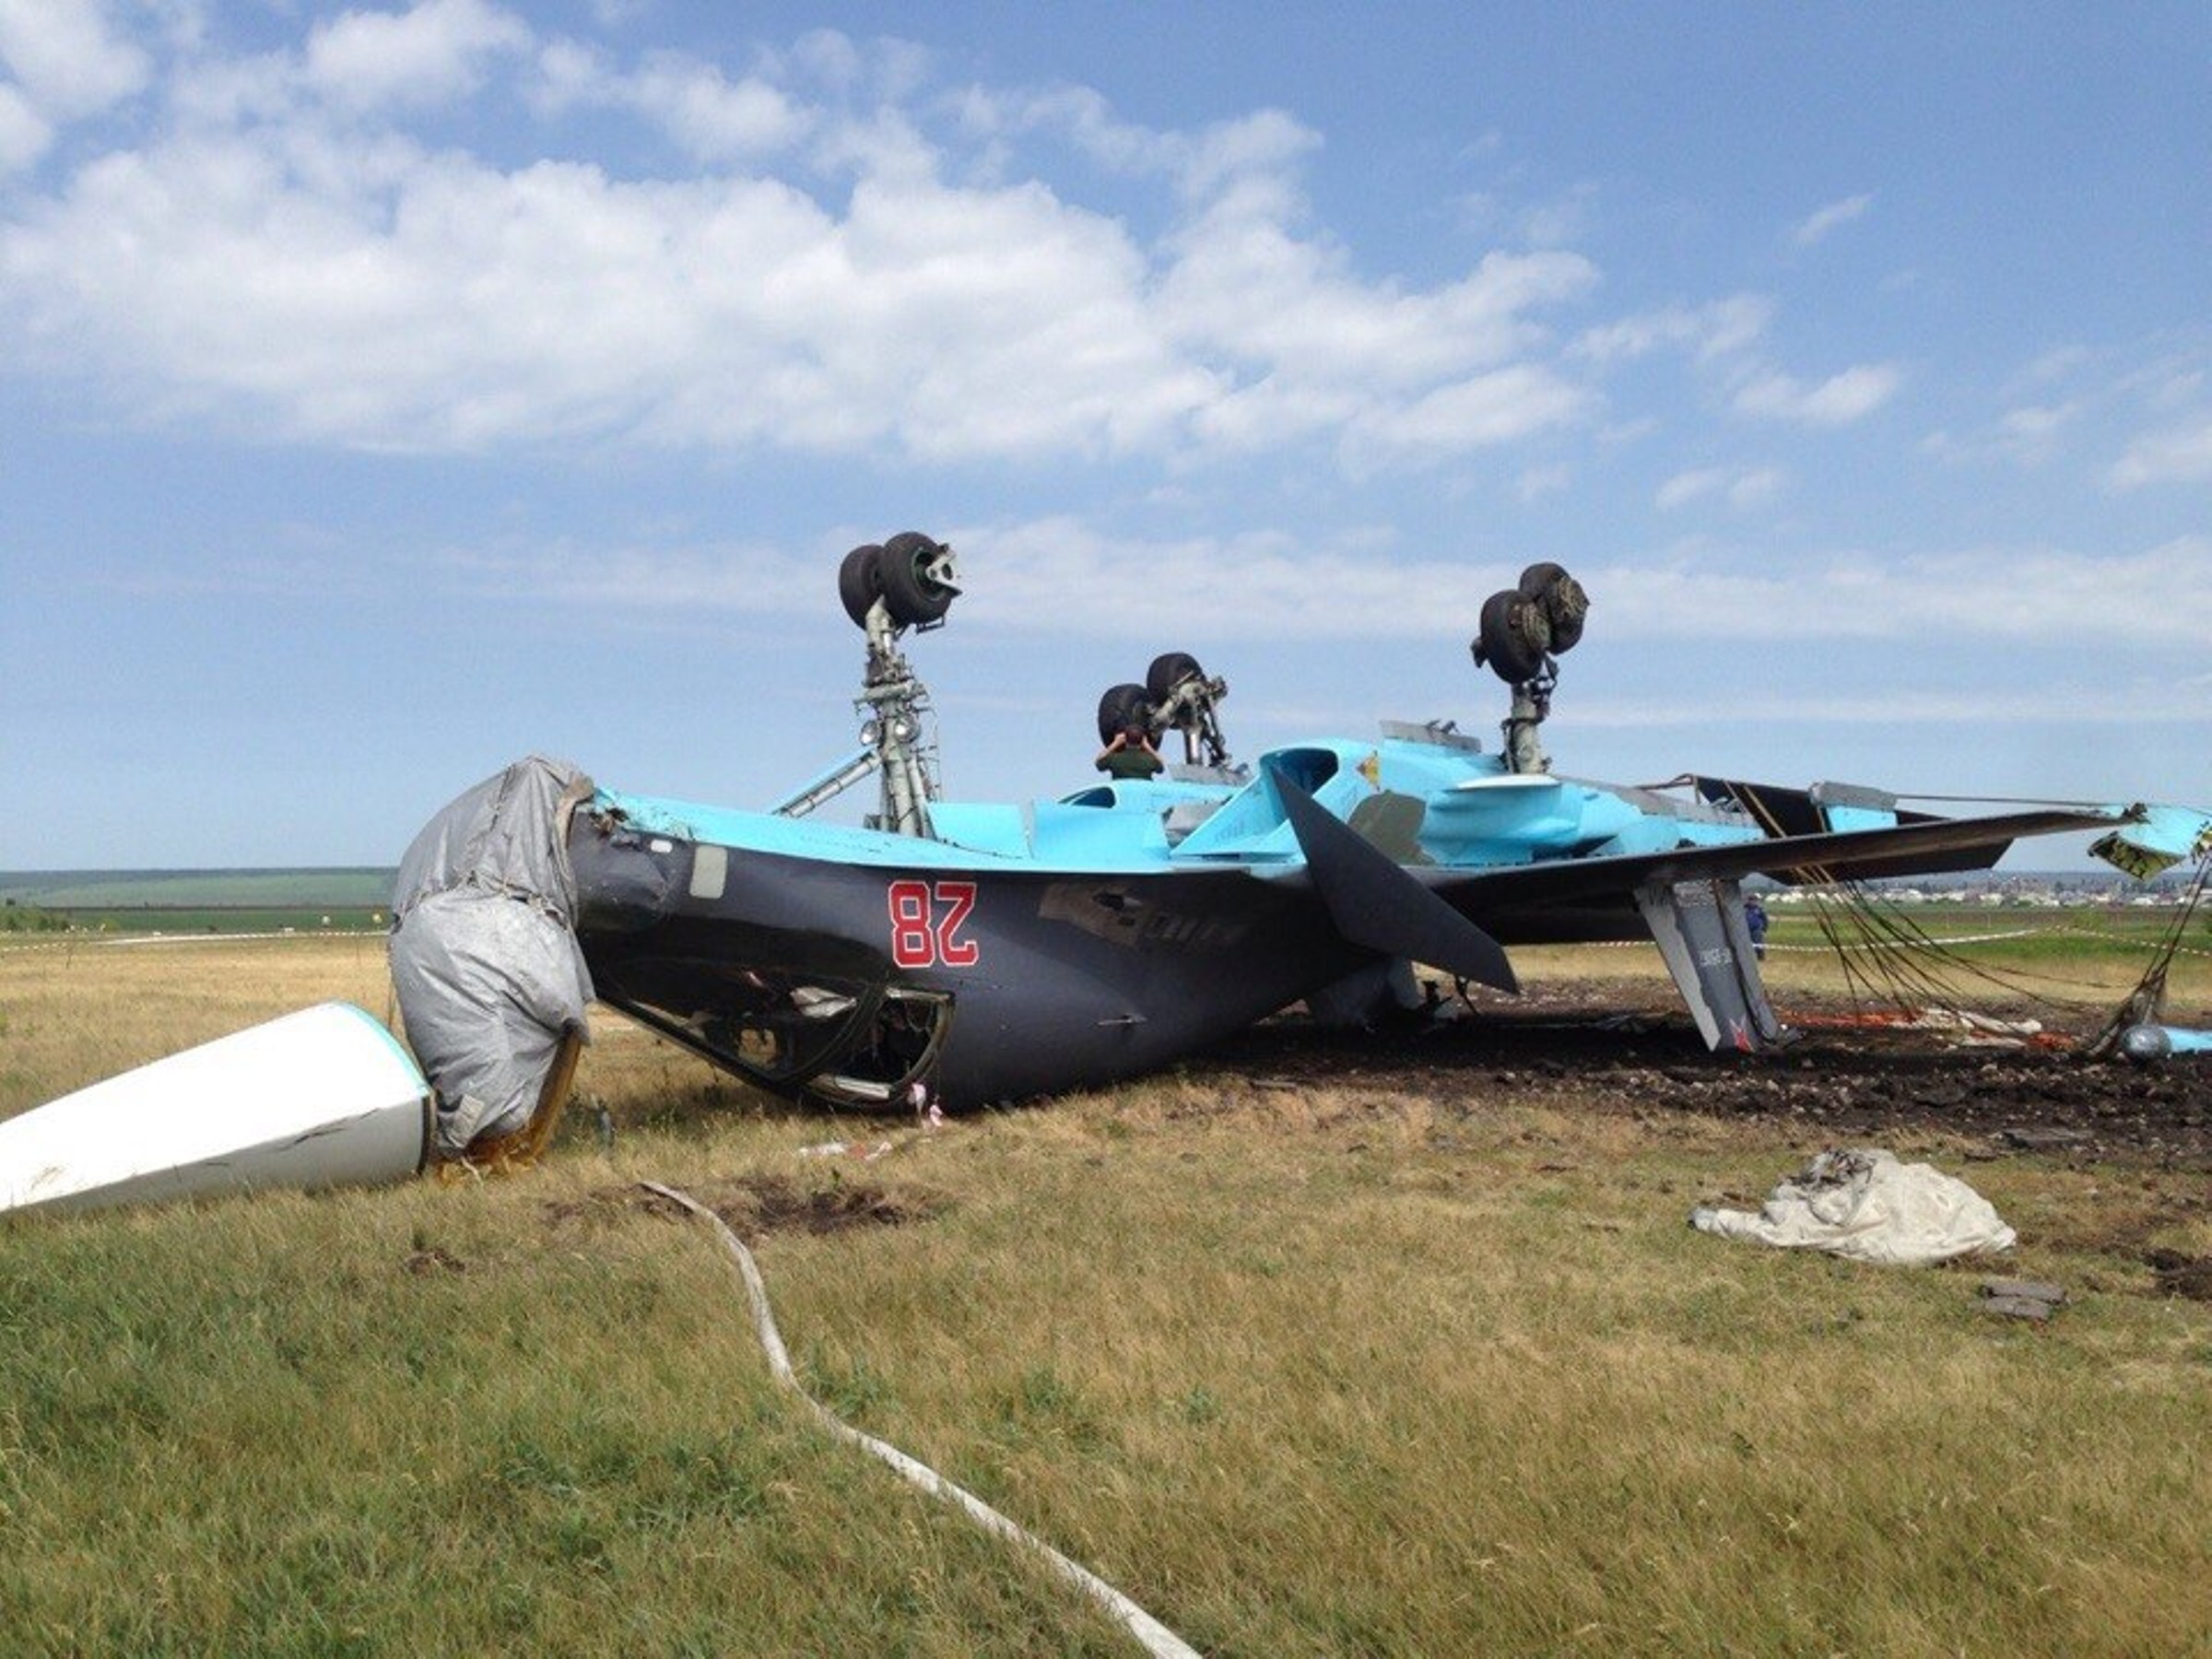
left=1690, top=1148, right=2017, bottom=1266
left=390, top=756, right=595, bottom=1154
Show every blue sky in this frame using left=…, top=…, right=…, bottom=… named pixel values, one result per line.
left=4, top=1, right=2208, bottom=870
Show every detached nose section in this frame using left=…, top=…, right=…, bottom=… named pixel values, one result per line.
left=0, top=1004, right=430, bottom=1217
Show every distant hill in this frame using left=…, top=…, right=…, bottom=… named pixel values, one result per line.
left=0, top=868, right=397, bottom=910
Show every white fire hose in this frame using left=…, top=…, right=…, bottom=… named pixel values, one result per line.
left=641, top=1182, right=1201, bottom=1659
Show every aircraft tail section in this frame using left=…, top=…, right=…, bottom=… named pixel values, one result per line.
left=1276, top=768, right=1519, bottom=993
left=1636, top=876, right=1783, bottom=1053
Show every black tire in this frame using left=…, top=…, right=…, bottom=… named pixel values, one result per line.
left=1145, top=651, right=1205, bottom=704
left=1098, top=683, right=1153, bottom=746
left=1517, top=561, right=1586, bottom=652
left=1474, top=589, right=1547, bottom=683
left=839, top=544, right=885, bottom=628
left=877, top=531, right=956, bottom=626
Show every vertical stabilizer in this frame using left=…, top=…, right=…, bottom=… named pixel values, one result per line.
left=1636, top=877, right=1782, bottom=1052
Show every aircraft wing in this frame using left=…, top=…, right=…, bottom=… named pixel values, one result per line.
left=1412, top=801, right=2130, bottom=913
left=1275, top=768, right=2182, bottom=959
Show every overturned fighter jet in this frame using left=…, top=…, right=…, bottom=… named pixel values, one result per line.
left=393, top=535, right=2212, bottom=1143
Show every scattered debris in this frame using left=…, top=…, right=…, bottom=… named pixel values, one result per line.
left=799, top=1139, right=895, bottom=1162
left=1979, top=1278, right=2065, bottom=1321
left=0, top=1002, right=430, bottom=1218
left=1790, top=1006, right=2063, bottom=1051
left=1994, top=1125, right=2093, bottom=1151
left=1690, top=1147, right=2016, bottom=1265
left=1907, top=1006, right=2044, bottom=1041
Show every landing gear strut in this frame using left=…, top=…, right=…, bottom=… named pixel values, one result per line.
left=1095, top=652, right=1240, bottom=776
left=1472, top=563, right=1588, bottom=774
left=773, top=534, right=960, bottom=838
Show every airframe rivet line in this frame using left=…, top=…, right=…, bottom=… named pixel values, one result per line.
left=639, top=1182, right=1205, bottom=1659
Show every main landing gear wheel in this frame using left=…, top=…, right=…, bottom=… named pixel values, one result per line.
left=1145, top=651, right=1205, bottom=702
left=1473, top=588, right=1547, bottom=684
left=1517, top=561, right=1587, bottom=653
left=1097, top=683, right=1154, bottom=745
left=877, top=531, right=957, bottom=627
left=839, top=544, right=886, bottom=628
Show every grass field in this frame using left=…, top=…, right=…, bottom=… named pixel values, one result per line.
left=0, top=869, right=395, bottom=909
left=3, top=934, right=2209, bottom=1653
left=0, top=869, right=395, bottom=938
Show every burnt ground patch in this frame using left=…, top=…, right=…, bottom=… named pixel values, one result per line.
left=2146, top=1250, right=2212, bottom=1302
left=621, top=1173, right=940, bottom=1241
left=1195, top=982, right=2212, bottom=1171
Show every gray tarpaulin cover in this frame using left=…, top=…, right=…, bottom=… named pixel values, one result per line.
left=390, top=756, right=595, bottom=1153
left=1690, top=1148, right=2017, bottom=1266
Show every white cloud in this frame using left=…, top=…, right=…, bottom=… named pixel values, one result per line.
left=2109, top=413, right=2212, bottom=488
left=0, top=0, right=149, bottom=118
left=0, top=22, right=1620, bottom=471
left=1565, top=684, right=2211, bottom=729
left=533, top=43, right=811, bottom=159
left=1, top=115, right=1241, bottom=457
left=468, top=517, right=2212, bottom=659
left=1516, top=464, right=1570, bottom=502
left=303, top=0, right=532, bottom=113
left=1345, top=364, right=1590, bottom=465
left=1593, top=536, right=2212, bottom=643
left=0, top=79, right=48, bottom=171
left=1733, top=362, right=1900, bottom=425
left=1159, top=220, right=1597, bottom=407
left=1460, top=181, right=1596, bottom=249
left=1924, top=401, right=2078, bottom=468
left=955, top=81, right=1174, bottom=176
left=2024, top=345, right=2091, bottom=384
left=1655, top=465, right=1783, bottom=512
left=1572, top=295, right=1771, bottom=365
left=957, top=518, right=1455, bottom=638
left=1790, top=192, right=1872, bottom=247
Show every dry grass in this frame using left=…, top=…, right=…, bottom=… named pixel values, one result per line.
left=4, top=937, right=2210, bottom=1653
left=1516, top=921, right=2212, bottom=1021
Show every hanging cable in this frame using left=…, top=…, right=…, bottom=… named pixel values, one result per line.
left=2084, top=854, right=2212, bottom=1058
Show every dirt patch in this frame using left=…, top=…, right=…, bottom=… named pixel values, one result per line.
left=612, top=1173, right=938, bottom=1242
left=1194, top=983, right=2212, bottom=1171
left=2146, top=1250, right=2212, bottom=1302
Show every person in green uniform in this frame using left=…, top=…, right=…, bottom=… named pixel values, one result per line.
left=1096, top=723, right=1164, bottom=780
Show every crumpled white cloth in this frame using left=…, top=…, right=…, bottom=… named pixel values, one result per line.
left=1691, top=1147, right=2017, bottom=1265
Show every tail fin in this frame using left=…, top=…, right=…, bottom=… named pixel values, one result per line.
left=1276, top=767, right=1518, bottom=994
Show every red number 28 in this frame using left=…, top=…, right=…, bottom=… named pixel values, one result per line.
left=887, top=880, right=980, bottom=969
